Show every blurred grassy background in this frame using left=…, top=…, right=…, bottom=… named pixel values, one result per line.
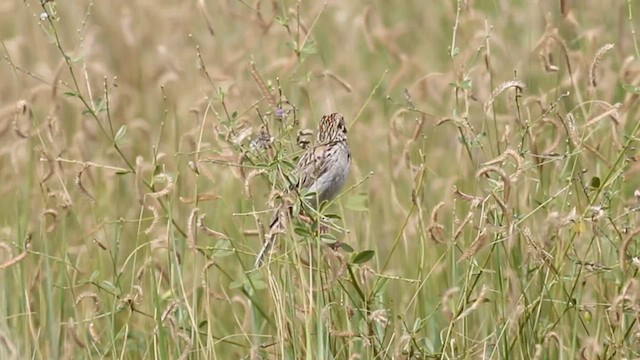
left=2, top=0, right=640, bottom=358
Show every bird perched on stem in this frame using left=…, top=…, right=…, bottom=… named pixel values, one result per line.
left=255, top=112, right=351, bottom=268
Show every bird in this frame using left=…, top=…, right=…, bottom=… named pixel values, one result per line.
left=254, top=112, right=351, bottom=268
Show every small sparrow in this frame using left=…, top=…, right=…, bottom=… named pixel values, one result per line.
left=255, top=112, right=351, bottom=267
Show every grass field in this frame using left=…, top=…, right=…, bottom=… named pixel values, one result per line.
left=2, top=0, right=640, bottom=358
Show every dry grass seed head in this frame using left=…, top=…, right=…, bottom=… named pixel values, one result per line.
left=75, top=164, right=95, bottom=203
left=176, top=331, right=193, bottom=360
left=67, top=318, right=87, bottom=349
left=484, top=80, right=526, bottom=114
left=452, top=185, right=484, bottom=202
left=42, top=208, right=59, bottom=233
left=455, top=285, right=489, bottom=321
left=148, top=173, right=175, bottom=198
left=12, top=100, right=31, bottom=139
left=459, top=228, right=488, bottom=261
left=161, top=300, right=180, bottom=323
left=441, top=287, right=460, bottom=320
left=589, top=43, right=615, bottom=88
left=452, top=199, right=480, bottom=241
left=249, top=62, right=276, bottom=110
left=476, top=166, right=511, bottom=203
left=187, top=207, right=199, bottom=251
left=368, top=309, right=389, bottom=328
left=88, top=322, right=100, bottom=345
left=135, top=156, right=144, bottom=205
left=75, top=291, right=101, bottom=316
left=428, top=201, right=446, bottom=243
left=481, top=149, right=524, bottom=182
left=197, top=214, right=227, bottom=239
left=243, top=169, right=267, bottom=197
left=143, top=205, right=160, bottom=235
left=563, top=113, right=580, bottom=147
left=0, top=240, right=30, bottom=270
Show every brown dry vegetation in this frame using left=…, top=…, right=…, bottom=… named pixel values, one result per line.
left=2, top=0, right=640, bottom=359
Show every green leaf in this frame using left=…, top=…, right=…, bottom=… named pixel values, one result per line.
left=622, top=84, right=640, bottom=94
left=115, top=170, right=132, bottom=175
left=351, top=250, right=375, bottom=264
left=340, top=243, right=354, bottom=253
left=212, top=239, right=233, bottom=258
left=229, top=280, right=243, bottom=289
left=320, top=233, right=337, bottom=245
left=63, top=90, right=79, bottom=97
left=89, top=271, right=100, bottom=282
left=114, top=125, right=127, bottom=145
left=294, top=226, right=312, bottom=237
left=590, top=176, right=601, bottom=189
left=345, top=193, right=369, bottom=212
left=93, top=97, right=106, bottom=114
left=101, top=280, right=120, bottom=295
left=300, top=39, right=317, bottom=56
left=459, top=78, right=472, bottom=90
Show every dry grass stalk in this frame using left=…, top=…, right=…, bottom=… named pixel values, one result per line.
left=40, top=151, right=55, bottom=184
left=620, top=227, right=640, bottom=272
left=523, top=227, right=553, bottom=267
left=179, top=193, right=221, bottom=204
left=539, top=49, right=559, bottom=72
left=92, top=238, right=107, bottom=251
left=0, top=328, right=16, bottom=359
left=539, top=117, right=564, bottom=155
left=584, top=102, right=621, bottom=128
left=135, top=156, right=144, bottom=205
left=452, top=199, right=480, bottom=241
left=318, top=70, right=352, bottom=92
left=196, top=0, right=215, bottom=36
left=589, top=43, right=615, bottom=88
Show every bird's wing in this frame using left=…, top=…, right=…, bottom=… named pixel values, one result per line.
left=295, top=143, right=330, bottom=190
